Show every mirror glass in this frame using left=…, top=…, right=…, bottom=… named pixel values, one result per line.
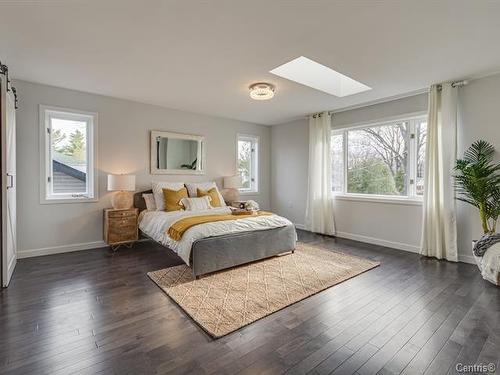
left=151, top=131, right=204, bottom=175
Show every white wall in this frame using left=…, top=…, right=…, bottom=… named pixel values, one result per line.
left=15, top=80, right=271, bottom=257
left=270, top=119, right=309, bottom=227
left=272, top=75, right=500, bottom=263
left=330, top=94, right=429, bottom=128
left=271, top=94, right=428, bottom=254
left=457, top=73, right=500, bottom=264
left=15, top=73, right=500, bottom=261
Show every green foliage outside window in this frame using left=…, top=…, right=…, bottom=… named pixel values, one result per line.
left=238, top=140, right=251, bottom=189
left=52, top=128, right=86, bottom=162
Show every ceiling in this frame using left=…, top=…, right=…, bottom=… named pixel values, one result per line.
left=1, top=0, right=500, bottom=125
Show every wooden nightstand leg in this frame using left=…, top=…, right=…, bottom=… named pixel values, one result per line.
left=110, top=242, right=134, bottom=252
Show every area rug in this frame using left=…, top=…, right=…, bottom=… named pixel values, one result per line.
left=147, top=242, right=379, bottom=338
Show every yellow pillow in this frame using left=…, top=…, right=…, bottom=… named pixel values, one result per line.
left=162, top=187, right=188, bottom=212
left=197, top=187, right=222, bottom=207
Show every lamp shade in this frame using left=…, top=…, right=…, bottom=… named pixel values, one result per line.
left=223, top=175, right=242, bottom=189
left=107, top=174, right=136, bottom=191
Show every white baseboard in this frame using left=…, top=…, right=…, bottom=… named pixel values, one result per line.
left=16, top=230, right=478, bottom=266
left=17, top=238, right=152, bottom=259
left=297, top=226, right=477, bottom=265
left=335, top=231, right=421, bottom=254
left=337, top=231, right=476, bottom=265
left=457, top=254, right=476, bottom=265
left=17, top=240, right=107, bottom=259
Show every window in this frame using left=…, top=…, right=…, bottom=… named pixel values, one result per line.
left=331, top=115, right=427, bottom=200
left=331, top=132, right=344, bottom=193
left=40, top=106, right=97, bottom=203
left=237, top=134, right=259, bottom=194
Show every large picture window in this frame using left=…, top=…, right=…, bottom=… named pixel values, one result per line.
left=40, top=106, right=98, bottom=203
left=331, top=115, right=427, bottom=200
left=237, top=134, right=259, bottom=194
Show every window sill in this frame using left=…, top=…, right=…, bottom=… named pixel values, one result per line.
left=40, top=197, right=99, bottom=205
left=333, top=194, right=423, bottom=206
left=239, top=191, right=259, bottom=196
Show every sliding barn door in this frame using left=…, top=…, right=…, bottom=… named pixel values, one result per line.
left=1, top=76, right=17, bottom=287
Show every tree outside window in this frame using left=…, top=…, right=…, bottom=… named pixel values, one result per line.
left=331, top=116, right=427, bottom=198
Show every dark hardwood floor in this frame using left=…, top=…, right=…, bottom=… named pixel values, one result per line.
left=1, top=230, right=499, bottom=375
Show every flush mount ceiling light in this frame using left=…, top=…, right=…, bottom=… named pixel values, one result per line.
left=270, top=56, right=371, bottom=97
left=249, top=82, right=275, bottom=100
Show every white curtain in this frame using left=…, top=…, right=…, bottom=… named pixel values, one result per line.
left=305, top=112, right=335, bottom=235
left=420, top=83, right=458, bottom=261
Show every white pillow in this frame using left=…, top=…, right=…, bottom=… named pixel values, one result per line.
left=185, top=182, right=226, bottom=207
left=142, top=193, right=157, bottom=211
left=180, top=196, right=212, bottom=211
left=151, top=182, right=185, bottom=211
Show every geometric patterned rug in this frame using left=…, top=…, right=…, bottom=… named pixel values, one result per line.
left=147, top=242, right=379, bottom=338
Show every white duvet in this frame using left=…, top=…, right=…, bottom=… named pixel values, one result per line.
left=138, top=207, right=294, bottom=265
left=475, top=243, right=500, bottom=286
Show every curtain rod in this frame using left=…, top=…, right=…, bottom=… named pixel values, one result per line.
left=310, top=111, right=333, bottom=118
left=0, top=60, right=19, bottom=109
left=307, top=79, right=468, bottom=119
left=451, top=80, right=469, bottom=87
left=437, top=80, right=469, bottom=90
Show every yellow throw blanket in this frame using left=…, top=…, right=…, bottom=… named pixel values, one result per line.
left=168, top=211, right=273, bottom=241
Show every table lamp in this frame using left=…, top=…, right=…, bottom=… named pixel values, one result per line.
left=107, top=174, right=136, bottom=209
left=222, top=175, right=242, bottom=204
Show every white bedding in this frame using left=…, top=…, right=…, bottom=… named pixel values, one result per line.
left=475, top=243, right=500, bottom=285
left=138, top=207, right=294, bottom=265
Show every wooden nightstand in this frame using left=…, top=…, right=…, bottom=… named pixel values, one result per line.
left=104, top=208, right=139, bottom=251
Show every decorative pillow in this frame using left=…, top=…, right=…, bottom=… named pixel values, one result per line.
left=142, top=193, right=157, bottom=211
left=197, top=187, right=222, bottom=207
left=162, top=187, right=188, bottom=212
left=180, top=196, right=212, bottom=211
left=185, top=182, right=226, bottom=206
left=152, top=182, right=185, bottom=211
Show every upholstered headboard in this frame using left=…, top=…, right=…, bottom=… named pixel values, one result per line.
left=134, top=190, right=152, bottom=212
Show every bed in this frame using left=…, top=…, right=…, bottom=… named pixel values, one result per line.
left=134, top=190, right=297, bottom=277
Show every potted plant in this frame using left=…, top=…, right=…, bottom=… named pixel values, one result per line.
left=454, top=140, right=500, bottom=267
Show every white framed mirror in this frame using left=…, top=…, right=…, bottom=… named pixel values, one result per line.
left=150, top=131, right=205, bottom=175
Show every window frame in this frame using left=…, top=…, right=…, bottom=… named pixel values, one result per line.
left=39, top=105, right=98, bottom=204
left=236, top=133, right=259, bottom=195
left=332, top=111, right=427, bottom=205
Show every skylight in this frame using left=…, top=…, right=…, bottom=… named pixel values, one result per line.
left=269, top=56, right=371, bottom=97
